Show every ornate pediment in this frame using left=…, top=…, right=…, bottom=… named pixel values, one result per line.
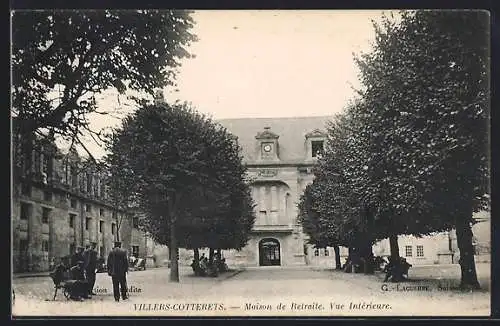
left=305, top=129, right=326, bottom=138
left=255, top=127, right=279, bottom=140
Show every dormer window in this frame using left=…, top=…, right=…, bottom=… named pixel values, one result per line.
left=305, top=129, right=327, bottom=160
left=311, top=140, right=324, bottom=158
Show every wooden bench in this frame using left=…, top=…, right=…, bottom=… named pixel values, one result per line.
left=49, top=268, right=76, bottom=301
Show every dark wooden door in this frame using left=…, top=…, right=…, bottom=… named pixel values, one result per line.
left=259, top=238, right=280, bottom=266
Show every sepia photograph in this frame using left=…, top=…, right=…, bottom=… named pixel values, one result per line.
left=10, top=9, right=491, bottom=317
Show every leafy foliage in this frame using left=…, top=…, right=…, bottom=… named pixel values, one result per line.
left=12, top=10, right=196, bottom=144
left=105, top=102, right=256, bottom=251
left=299, top=10, right=489, bottom=286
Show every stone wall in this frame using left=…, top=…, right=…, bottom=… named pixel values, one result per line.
left=12, top=184, right=148, bottom=273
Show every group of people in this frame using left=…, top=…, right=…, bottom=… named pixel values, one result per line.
left=191, top=253, right=228, bottom=277
left=382, top=256, right=412, bottom=282
left=51, top=241, right=130, bottom=302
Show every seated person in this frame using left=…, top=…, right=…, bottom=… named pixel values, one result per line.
left=383, top=257, right=412, bottom=282
left=50, top=259, right=70, bottom=285
left=400, top=258, right=412, bottom=278
left=199, top=257, right=208, bottom=276
left=190, top=259, right=198, bottom=273
left=69, top=261, right=91, bottom=300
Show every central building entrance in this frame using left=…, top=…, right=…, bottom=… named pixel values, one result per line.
left=259, top=238, right=281, bottom=266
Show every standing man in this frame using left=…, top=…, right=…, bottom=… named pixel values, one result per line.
left=84, top=242, right=99, bottom=296
left=107, top=241, right=129, bottom=302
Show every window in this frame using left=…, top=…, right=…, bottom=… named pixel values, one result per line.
left=42, top=240, right=49, bottom=252
left=20, top=239, right=29, bottom=253
left=69, top=243, right=76, bottom=255
left=405, top=245, right=413, bottom=257
left=132, top=245, right=139, bottom=257
left=21, top=183, right=31, bottom=196
left=69, top=214, right=76, bottom=228
left=416, top=245, right=424, bottom=257
left=311, top=140, right=324, bottom=158
left=99, top=221, right=104, bottom=233
left=80, top=173, right=86, bottom=192
left=324, top=248, right=329, bottom=256
left=100, top=183, right=106, bottom=199
left=111, top=223, right=116, bottom=235
left=70, top=198, right=77, bottom=209
left=20, top=202, right=31, bottom=220
left=43, top=191, right=53, bottom=202
left=85, top=204, right=92, bottom=212
left=22, top=147, right=32, bottom=175
left=34, top=150, right=41, bottom=173
left=86, top=173, right=93, bottom=193
left=99, top=208, right=104, bottom=217
left=71, top=166, right=78, bottom=188
left=314, top=248, right=319, bottom=256
left=42, top=207, right=51, bottom=224
left=85, top=217, right=91, bottom=230
left=133, top=216, right=139, bottom=228
left=99, top=246, right=104, bottom=257
left=42, top=154, right=53, bottom=179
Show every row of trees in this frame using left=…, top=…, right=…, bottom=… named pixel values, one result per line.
left=104, top=102, right=255, bottom=281
left=298, top=11, right=489, bottom=289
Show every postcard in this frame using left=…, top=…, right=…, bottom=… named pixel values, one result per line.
left=11, top=9, right=491, bottom=317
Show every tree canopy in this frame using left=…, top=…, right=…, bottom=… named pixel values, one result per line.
left=11, top=10, right=196, bottom=149
left=105, top=102, right=256, bottom=281
left=299, top=10, right=489, bottom=287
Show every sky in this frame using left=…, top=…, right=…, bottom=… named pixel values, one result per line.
left=83, top=10, right=390, bottom=158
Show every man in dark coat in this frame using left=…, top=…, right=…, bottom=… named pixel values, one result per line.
left=70, top=246, right=85, bottom=267
left=107, top=241, right=129, bottom=302
left=84, top=242, right=99, bottom=295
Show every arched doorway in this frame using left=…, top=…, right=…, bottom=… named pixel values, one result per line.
left=259, top=238, right=281, bottom=266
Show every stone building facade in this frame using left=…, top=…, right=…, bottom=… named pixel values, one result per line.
left=11, top=136, right=147, bottom=273
left=216, top=117, right=331, bottom=267
left=206, top=116, right=490, bottom=268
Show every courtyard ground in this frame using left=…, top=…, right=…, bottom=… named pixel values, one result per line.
left=12, top=263, right=490, bottom=317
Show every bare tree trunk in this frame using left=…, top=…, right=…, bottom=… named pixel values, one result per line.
left=168, top=194, right=179, bottom=283
left=455, top=215, right=480, bottom=290
left=193, top=248, right=200, bottom=264
left=333, top=245, right=341, bottom=270
left=209, top=248, right=214, bottom=265
left=388, top=234, right=403, bottom=282
left=362, top=242, right=374, bottom=275
left=169, top=222, right=179, bottom=282
left=389, top=234, right=399, bottom=260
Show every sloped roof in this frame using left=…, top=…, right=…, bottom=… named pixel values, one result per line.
left=218, top=116, right=333, bottom=163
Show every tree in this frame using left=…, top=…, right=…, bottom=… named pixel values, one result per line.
left=11, top=10, right=196, bottom=163
left=352, top=10, right=489, bottom=288
left=298, top=111, right=380, bottom=273
left=105, top=102, right=255, bottom=282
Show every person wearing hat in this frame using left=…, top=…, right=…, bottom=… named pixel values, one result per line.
left=84, top=242, right=99, bottom=296
left=70, top=246, right=85, bottom=268
left=107, top=241, right=129, bottom=302
left=69, top=260, right=91, bottom=300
